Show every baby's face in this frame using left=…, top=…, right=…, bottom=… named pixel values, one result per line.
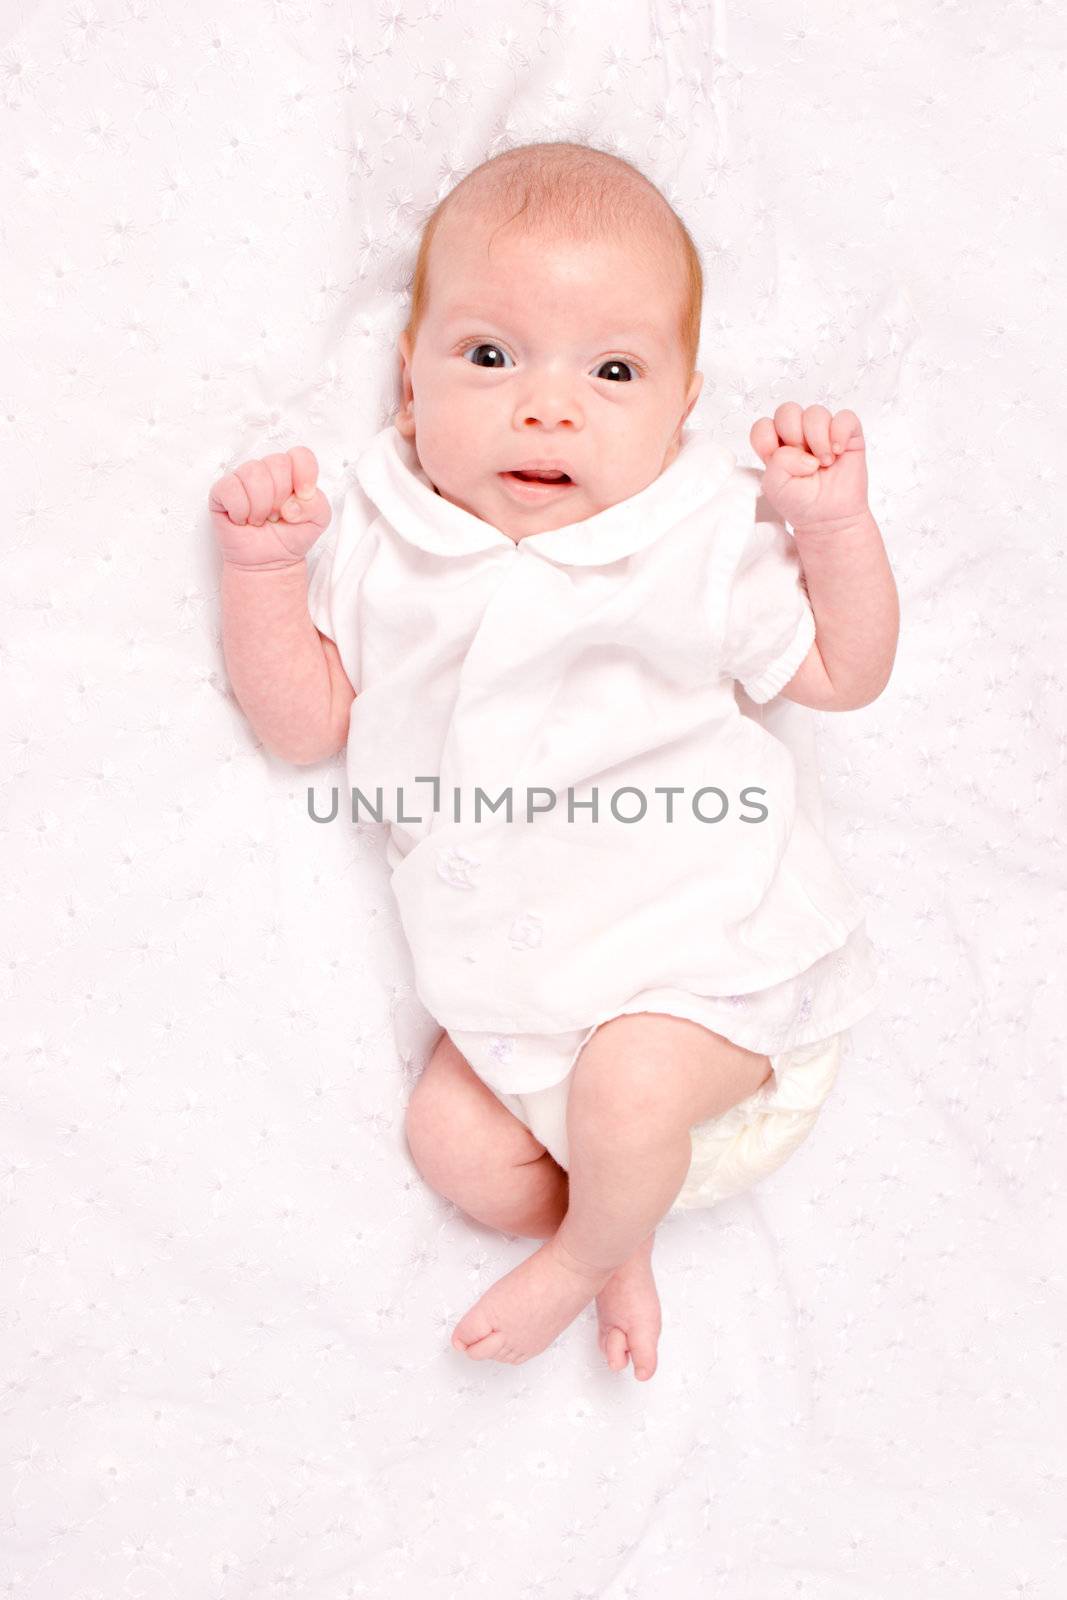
left=395, top=224, right=703, bottom=542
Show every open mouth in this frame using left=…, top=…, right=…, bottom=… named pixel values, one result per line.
left=508, top=469, right=572, bottom=483
left=500, top=470, right=576, bottom=498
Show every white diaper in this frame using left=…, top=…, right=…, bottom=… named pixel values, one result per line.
left=469, top=1025, right=846, bottom=1214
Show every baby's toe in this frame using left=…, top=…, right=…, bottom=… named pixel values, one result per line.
left=628, top=1331, right=659, bottom=1381
left=462, top=1328, right=508, bottom=1361
left=451, top=1302, right=496, bottom=1352
left=601, top=1326, right=630, bottom=1372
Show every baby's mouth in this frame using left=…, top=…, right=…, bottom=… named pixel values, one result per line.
left=505, top=469, right=573, bottom=484
left=500, top=469, right=578, bottom=501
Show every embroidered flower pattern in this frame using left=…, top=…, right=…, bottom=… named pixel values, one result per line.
left=487, top=1035, right=516, bottom=1067
left=508, top=911, right=544, bottom=950
left=435, top=845, right=481, bottom=888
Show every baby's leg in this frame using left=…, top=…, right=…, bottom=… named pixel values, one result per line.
left=404, top=1031, right=569, bottom=1239
left=555, top=1013, right=773, bottom=1276
left=410, top=1032, right=664, bottom=1378
left=449, top=1015, right=770, bottom=1375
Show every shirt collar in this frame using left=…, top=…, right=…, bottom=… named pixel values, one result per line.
left=355, top=423, right=737, bottom=567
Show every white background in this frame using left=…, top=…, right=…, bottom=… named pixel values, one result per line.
left=3, top=1, right=1063, bottom=1595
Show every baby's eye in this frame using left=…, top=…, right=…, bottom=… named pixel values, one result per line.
left=462, top=343, right=513, bottom=369
left=594, top=359, right=637, bottom=382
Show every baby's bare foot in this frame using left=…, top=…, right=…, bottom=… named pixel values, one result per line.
left=595, top=1232, right=662, bottom=1381
left=451, top=1233, right=612, bottom=1366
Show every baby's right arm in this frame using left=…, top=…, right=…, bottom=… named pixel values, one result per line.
left=210, top=446, right=356, bottom=766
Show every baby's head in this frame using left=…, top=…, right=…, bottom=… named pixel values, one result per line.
left=395, top=141, right=704, bottom=541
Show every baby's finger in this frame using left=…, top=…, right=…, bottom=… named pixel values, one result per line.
left=772, top=400, right=805, bottom=449
left=208, top=472, right=251, bottom=525
left=259, top=452, right=305, bottom=519
left=280, top=485, right=330, bottom=525
left=231, top=459, right=277, bottom=526
left=802, top=404, right=834, bottom=465
left=287, top=444, right=319, bottom=501
left=770, top=443, right=822, bottom=476
left=749, top=416, right=781, bottom=465
left=829, top=409, right=864, bottom=454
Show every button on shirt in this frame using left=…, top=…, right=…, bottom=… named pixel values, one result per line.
left=306, top=423, right=881, bottom=1084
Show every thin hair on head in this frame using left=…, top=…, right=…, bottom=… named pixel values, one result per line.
left=401, top=139, right=703, bottom=385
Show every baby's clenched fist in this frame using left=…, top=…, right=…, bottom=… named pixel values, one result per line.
left=209, top=445, right=331, bottom=570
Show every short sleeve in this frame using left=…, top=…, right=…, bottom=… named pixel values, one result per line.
left=302, top=479, right=376, bottom=694
left=305, top=516, right=339, bottom=644
left=720, top=499, right=816, bottom=705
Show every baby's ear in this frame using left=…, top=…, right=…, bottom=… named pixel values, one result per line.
left=394, top=334, right=416, bottom=437
left=393, top=405, right=415, bottom=440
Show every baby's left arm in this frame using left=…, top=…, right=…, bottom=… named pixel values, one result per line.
left=749, top=403, right=900, bottom=712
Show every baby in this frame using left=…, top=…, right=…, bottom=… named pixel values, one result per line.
left=211, top=141, right=899, bottom=1383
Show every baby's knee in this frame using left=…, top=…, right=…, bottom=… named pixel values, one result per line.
left=404, top=1050, right=545, bottom=1185
left=404, top=1067, right=481, bottom=1176
left=403, top=1071, right=449, bottom=1158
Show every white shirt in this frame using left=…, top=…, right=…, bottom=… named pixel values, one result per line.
left=306, top=423, right=882, bottom=1088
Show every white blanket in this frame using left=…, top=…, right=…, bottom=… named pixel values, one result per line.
left=3, top=0, right=1062, bottom=1594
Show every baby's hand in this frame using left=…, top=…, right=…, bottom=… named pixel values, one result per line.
left=209, top=445, right=332, bottom=569
left=748, top=404, right=869, bottom=530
